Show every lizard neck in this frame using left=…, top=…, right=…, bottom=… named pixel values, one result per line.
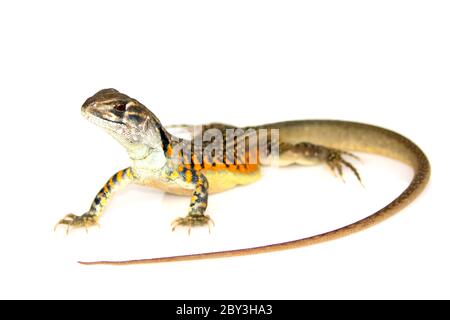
left=130, top=146, right=168, bottom=174
left=127, top=124, right=175, bottom=178
left=126, top=144, right=151, bottom=161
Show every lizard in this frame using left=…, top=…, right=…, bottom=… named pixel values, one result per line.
left=55, top=88, right=430, bottom=265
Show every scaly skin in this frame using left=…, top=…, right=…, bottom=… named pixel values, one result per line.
left=55, top=89, right=430, bottom=265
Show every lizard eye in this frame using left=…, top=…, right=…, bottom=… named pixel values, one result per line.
left=114, top=104, right=127, bottom=112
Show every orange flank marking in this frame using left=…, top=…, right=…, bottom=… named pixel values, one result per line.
left=183, top=154, right=191, bottom=169
left=108, top=177, right=114, bottom=187
left=225, top=164, right=235, bottom=172
left=103, top=185, right=109, bottom=193
left=167, top=145, right=173, bottom=156
left=185, top=170, right=193, bottom=183
left=202, top=155, right=211, bottom=168
left=192, top=153, right=202, bottom=171
left=117, top=170, right=123, bottom=182
left=173, top=148, right=260, bottom=174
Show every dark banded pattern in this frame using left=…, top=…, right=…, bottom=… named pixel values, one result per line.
left=188, top=173, right=209, bottom=216
left=89, top=167, right=134, bottom=219
left=172, top=128, right=260, bottom=174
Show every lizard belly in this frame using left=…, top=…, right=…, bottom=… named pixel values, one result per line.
left=142, top=178, right=193, bottom=196
left=203, top=168, right=262, bottom=193
left=138, top=168, right=261, bottom=195
left=137, top=170, right=194, bottom=196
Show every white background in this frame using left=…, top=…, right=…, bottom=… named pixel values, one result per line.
left=0, top=1, right=448, bottom=299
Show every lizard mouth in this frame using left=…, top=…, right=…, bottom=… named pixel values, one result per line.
left=83, top=111, right=125, bottom=128
left=101, top=118, right=124, bottom=125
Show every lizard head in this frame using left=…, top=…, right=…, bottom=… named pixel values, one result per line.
left=81, top=88, right=170, bottom=160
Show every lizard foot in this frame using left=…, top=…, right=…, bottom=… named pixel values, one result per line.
left=171, top=214, right=215, bottom=235
left=54, top=212, right=99, bottom=234
left=326, top=149, right=362, bottom=184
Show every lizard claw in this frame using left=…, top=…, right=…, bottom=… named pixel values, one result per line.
left=55, top=212, right=99, bottom=234
left=326, top=149, right=363, bottom=185
left=171, top=215, right=215, bottom=234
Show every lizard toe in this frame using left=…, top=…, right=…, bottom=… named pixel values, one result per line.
left=55, top=212, right=98, bottom=234
left=171, top=214, right=214, bottom=234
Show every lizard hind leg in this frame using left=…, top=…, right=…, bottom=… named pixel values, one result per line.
left=279, top=142, right=363, bottom=183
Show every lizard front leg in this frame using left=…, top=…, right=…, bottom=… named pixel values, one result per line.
left=55, top=167, right=134, bottom=233
left=171, top=169, right=214, bottom=234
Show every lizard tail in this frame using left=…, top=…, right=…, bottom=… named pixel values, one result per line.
left=79, top=120, right=430, bottom=266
